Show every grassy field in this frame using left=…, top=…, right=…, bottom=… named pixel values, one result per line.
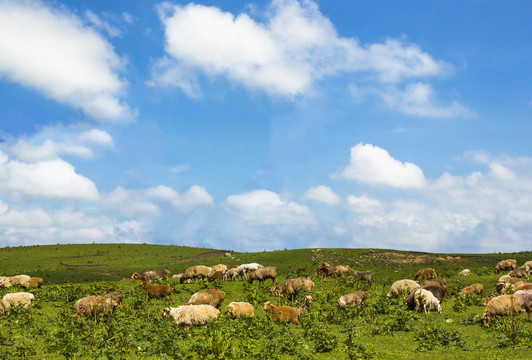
left=0, top=244, right=530, bottom=359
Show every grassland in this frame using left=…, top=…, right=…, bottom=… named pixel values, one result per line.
left=0, top=244, right=530, bottom=359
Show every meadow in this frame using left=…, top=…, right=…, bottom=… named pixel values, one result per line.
left=0, top=244, right=530, bottom=359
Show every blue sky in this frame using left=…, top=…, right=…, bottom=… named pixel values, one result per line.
left=1, top=0, right=531, bottom=253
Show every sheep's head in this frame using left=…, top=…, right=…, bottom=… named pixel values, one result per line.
left=131, top=273, right=140, bottom=280
left=269, top=286, right=280, bottom=296
left=263, top=301, right=274, bottom=311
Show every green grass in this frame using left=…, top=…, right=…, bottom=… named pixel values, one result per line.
left=0, top=244, right=530, bottom=359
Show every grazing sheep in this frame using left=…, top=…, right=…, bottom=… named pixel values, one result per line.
left=0, top=292, right=34, bottom=314
left=514, top=282, right=532, bottom=292
left=413, top=288, right=442, bottom=314
left=483, top=294, right=497, bottom=306
left=29, top=277, right=44, bottom=288
left=248, top=266, right=278, bottom=285
left=514, top=290, right=532, bottom=319
left=207, top=271, right=224, bottom=282
left=296, top=295, right=313, bottom=317
left=0, top=277, right=12, bottom=288
left=224, top=302, right=254, bottom=319
left=482, top=295, right=521, bottom=324
left=459, top=269, right=471, bottom=276
left=9, top=275, right=31, bottom=289
left=407, top=285, right=447, bottom=310
left=164, top=304, right=220, bottom=327
left=270, top=277, right=314, bottom=301
left=494, top=259, right=517, bottom=273
left=460, top=284, right=484, bottom=297
left=131, top=269, right=170, bottom=282
left=509, top=268, right=529, bottom=279
left=210, top=264, right=229, bottom=274
left=223, top=268, right=239, bottom=281
left=523, top=261, right=532, bottom=274
left=73, top=296, right=119, bottom=317
left=421, top=279, right=447, bottom=288
left=104, top=291, right=124, bottom=304
left=236, top=263, right=264, bottom=280
left=354, top=271, right=374, bottom=286
left=335, top=265, right=353, bottom=276
left=315, top=263, right=337, bottom=280
left=189, top=289, right=226, bottom=310
left=337, top=291, right=368, bottom=308
left=497, top=275, right=521, bottom=284
left=182, top=265, right=212, bottom=283
left=139, top=281, right=173, bottom=302
left=264, top=301, right=300, bottom=325
left=414, top=268, right=437, bottom=282
left=387, top=279, right=420, bottom=298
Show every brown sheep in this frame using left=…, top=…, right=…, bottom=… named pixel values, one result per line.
left=182, top=265, right=212, bottom=282
left=460, top=283, right=484, bottom=297
left=29, top=277, right=44, bottom=288
left=207, top=271, right=224, bottom=282
left=494, top=259, right=517, bottom=273
left=73, top=296, right=119, bottom=317
left=421, top=279, right=447, bottom=288
left=189, top=289, right=226, bottom=310
left=482, top=295, right=521, bottom=325
left=223, top=268, right=239, bottom=281
left=414, top=268, right=437, bottom=282
left=248, top=266, right=278, bottom=284
left=316, top=263, right=337, bottom=280
left=514, top=282, right=532, bottom=292
left=270, top=277, right=314, bottom=301
left=483, top=294, right=497, bottom=306
left=509, top=268, right=529, bottom=279
left=139, top=281, right=173, bottom=302
left=264, top=301, right=300, bottom=325
left=210, top=264, right=229, bottom=274
left=354, top=271, right=374, bottom=286
left=131, top=269, right=170, bottom=282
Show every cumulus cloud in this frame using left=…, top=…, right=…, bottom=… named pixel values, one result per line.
left=303, top=185, right=341, bottom=205
left=103, top=185, right=213, bottom=218
left=223, top=189, right=316, bottom=227
left=153, top=0, right=450, bottom=98
left=0, top=0, right=135, bottom=121
left=9, top=129, right=113, bottom=162
left=334, top=143, right=426, bottom=189
left=0, top=151, right=99, bottom=201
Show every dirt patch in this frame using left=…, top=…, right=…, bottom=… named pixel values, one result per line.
left=60, top=263, right=105, bottom=269
left=62, top=254, right=106, bottom=259
left=92, top=271, right=112, bottom=276
left=173, top=250, right=229, bottom=263
left=358, top=251, right=461, bottom=264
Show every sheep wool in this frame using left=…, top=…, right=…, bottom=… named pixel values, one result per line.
left=414, top=288, right=442, bottom=314
left=9, top=275, right=31, bottom=289
left=1, top=292, right=35, bottom=313
left=483, top=295, right=521, bottom=324
left=337, top=291, right=368, bottom=308
left=224, top=302, right=254, bottom=319
left=189, top=289, right=226, bottom=309
left=387, top=279, right=419, bottom=298
left=164, top=304, right=220, bottom=327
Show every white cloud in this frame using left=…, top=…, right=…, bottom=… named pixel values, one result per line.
left=335, top=143, right=426, bottom=189
left=303, top=185, right=341, bottom=205
left=103, top=185, right=213, bottom=218
left=85, top=10, right=121, bottom=38
left=0, top=0, right=135, bottom=121
left=223, top=189, right=316, bottom=227
left=9, top=129, right=113, bottom=162
left=378, top=82, right=470, bottom=118
left=153, top=0, right=450, bottom=98
left=0, top=151, right=99, bottom=201
left=346, top=195, right=382, bottom=214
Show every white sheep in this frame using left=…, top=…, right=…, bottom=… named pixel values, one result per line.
left=0, top=277, right=11, bottom=288
left=387, top=279, right=419, bottom=298
left=224, top=302, right=254, bottom=319
left=210, top=264, right=229, bottom=274
left=8, top=275, right=31, bottom=288
left=164, top=304, right=220, bottom=327
left=413, top=288, right=442, bottom=314
left=183, top=265, right=212, bottom=282
left=523, top=261, right=532, bottom=274
left=0, top=292, right=34, bottom=313
left=236, top=263, right=263, bottom=279
left=459, top=269, right=471, bottom=276
left=337, top=291, right=367, bottom=308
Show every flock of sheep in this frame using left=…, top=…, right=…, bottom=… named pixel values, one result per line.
left=1, top=258, right=531, bottom=331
